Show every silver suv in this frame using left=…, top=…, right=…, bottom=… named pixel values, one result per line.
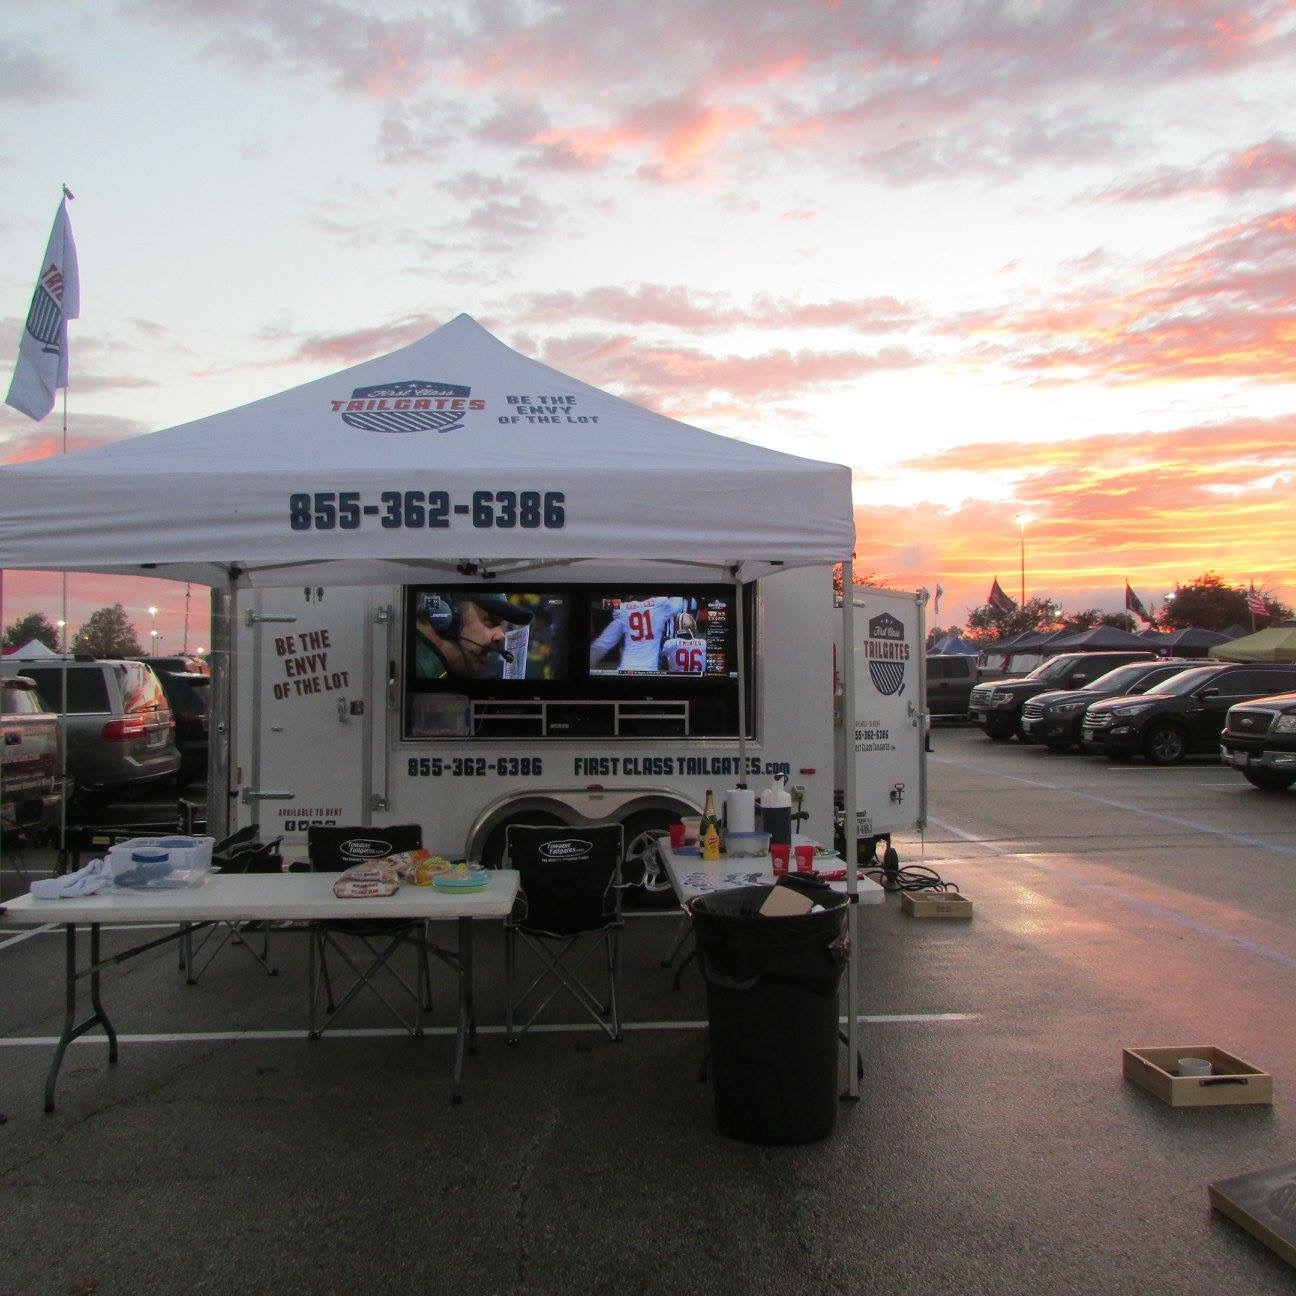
left=0, top=656, right=181, bottom=797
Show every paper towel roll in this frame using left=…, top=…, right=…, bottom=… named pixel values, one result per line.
left=724, top=788, right=756, bottom=833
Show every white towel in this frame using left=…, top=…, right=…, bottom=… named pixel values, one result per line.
left=30, top=858, right=109, bottom=899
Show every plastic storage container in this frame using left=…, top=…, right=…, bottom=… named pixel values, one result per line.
left=108, top=835, right=214, bottom=888
left=724, top=831, right=771, bottom=857
left=692, top=883, right=848, bottom=1144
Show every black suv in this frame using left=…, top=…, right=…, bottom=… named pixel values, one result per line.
left=1020, top=659, right=1196, bottom=751
left=967, top=651, right=1155, bottom=741
left=1082, top=663, right=1296, bottom=765
left=1219, top=691, right=1296, bottom=790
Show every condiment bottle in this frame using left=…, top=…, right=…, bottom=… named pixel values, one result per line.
left=699, top=789, right=722, bottom=861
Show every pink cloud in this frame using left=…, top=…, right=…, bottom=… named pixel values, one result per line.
left=510, top=285, right=918, bottom=334
left=948, top=204, right=1296, bottom=383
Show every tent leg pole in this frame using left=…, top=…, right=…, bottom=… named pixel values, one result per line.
left=206, top=580, right=236, bottom=841
left=842, top=561, right=861, bottom=1101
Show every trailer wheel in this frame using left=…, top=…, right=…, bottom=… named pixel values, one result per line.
left=622, top=810, right=679, bottom=909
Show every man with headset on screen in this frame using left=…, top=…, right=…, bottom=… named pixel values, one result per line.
left=413, top=591, right=534, bottom=680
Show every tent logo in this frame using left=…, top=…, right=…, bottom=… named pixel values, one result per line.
left=865, top=611, right=909, bottom=696
left=329, top=380, right=486, bottom=434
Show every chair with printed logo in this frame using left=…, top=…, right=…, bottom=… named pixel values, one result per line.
left=503, top=822, right=625, bottom=1044
left=305, top=823, right=434, bottom=1038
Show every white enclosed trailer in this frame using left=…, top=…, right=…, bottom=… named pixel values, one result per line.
left=228, top=569, right=925, bottom=889
left=0, top=312, right=925, bottom=1095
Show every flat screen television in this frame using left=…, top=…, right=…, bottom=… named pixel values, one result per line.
left=404, top=588, right=571, bottom=684
left=402, top=582, right=748, bottom=738
left=588, top=592, right=736, bottom=678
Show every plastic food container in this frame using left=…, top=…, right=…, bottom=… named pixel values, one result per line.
left=108, top=835, right=214, bottom=888
left=725, top=831, right=771, bottom=857
left=680, top=816, right=702, bottom=844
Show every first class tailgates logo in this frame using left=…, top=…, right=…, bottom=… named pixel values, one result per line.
left=329, top=380, right=485, bottom=434
left=866, top=611, right=910, bottom=696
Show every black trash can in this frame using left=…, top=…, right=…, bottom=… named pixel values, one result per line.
left=692, top=882, right=848, bottom=1145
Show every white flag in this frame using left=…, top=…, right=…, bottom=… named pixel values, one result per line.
left=6, top=197, right=80, bottom=421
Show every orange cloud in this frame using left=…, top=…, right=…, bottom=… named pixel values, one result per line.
left=866, top=415, right=1296, bottom=621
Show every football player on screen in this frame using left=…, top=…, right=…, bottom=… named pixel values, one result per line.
left=589, top=595, right=694, bottom=673
left=662, top=612, right=707, bottom=674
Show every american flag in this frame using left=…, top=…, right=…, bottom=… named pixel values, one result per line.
left=1124, top=582, right=1152, bottom=624
left=988, top=578, right=1016, bottom=613
left=1246, top=584, right=1268, bottom=616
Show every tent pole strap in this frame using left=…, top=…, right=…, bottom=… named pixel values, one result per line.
left=842, top=562, right=861, bottom=1099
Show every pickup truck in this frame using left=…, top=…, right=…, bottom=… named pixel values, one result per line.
left=1, top=675, right=67, bottom=833
left=1219, top=690, right=1296, bottom=790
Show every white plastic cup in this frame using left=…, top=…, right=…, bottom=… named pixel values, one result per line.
left=1177, top=1057, right=1212, bottom=1077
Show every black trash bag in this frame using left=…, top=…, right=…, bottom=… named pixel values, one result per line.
left=691, top=884, right=848, bottom=1146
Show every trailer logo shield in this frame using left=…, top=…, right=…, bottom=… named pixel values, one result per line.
left=329, top=380, right=483, bottom=434
left=865, top=611, right=909, bottom=696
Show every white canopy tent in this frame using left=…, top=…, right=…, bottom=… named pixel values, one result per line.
left=0, top=313, right=869, bottom=1095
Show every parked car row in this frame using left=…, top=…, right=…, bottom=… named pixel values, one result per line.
left=0, top=655, right=209, bottom=820
left=967, top=652, right=1296, bottom=791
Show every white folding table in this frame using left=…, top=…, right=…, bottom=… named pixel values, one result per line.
left=656, top=838, right=887, bottom=905
left=0, top=871, right=519, bottom=1111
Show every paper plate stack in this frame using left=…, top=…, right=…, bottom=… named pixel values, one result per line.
left=432, top=867, right=490, bottom=893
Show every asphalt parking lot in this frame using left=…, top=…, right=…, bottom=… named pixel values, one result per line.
left=3, top=731, right=1296, bottom=1295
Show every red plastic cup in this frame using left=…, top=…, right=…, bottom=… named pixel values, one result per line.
left=668, top=823, right=687, bottom=850
left=770, top=843, right=790, bottom=876
left=794, top=844, right=815, bottom=874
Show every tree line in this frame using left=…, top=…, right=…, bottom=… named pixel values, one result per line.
left=929, top=572, right=1292, bottom=647
left=2, top=606, right=143, bottom=657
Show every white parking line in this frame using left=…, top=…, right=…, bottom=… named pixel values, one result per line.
left=934, top=760, right=1296, bottom=858
left=0, top=1012, right=978, bottom=1047
left=931, top=814, right=1296, bottom=974
left=0, top=923, right=57, bottom=951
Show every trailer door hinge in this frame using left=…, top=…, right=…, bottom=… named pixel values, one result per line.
left=241, top=788, right=295, bottom=804
left=245, top=612, right=298, bottom=626
left=373, top=606, right=392, bottom=624
left=371, top=794, right=389, bottom=812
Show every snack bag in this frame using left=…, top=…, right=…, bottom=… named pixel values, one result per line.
left=412, top=854, right=454, bottom=886
left=332, top=861, right=400, bottom=898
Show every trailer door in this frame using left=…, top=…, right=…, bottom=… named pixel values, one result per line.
left=848, top=587, right=927, bottom=838
left=244, top=587, right=372, bottom=840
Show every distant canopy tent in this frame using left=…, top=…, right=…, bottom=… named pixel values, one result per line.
left=1046, top=625, right=1150, bottom=651
left=1, top=639, right=60, bottom=658
left=1208, top=621, right=1296, bottom=663
left=931, top=634, right=978, bottom=655
left=1155, top=627, right=1237, bottom=656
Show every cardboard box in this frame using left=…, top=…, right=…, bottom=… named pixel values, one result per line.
left=758, top=885, right=815, bottom=917
left=901, top=890, right=973, bottom=919
left=1122, top=1046, right=1273, bottom=1107
left=1209, top=1161, right=1296, bottom=1270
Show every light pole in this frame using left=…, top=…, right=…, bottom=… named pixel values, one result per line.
left=148, top=605, right=158, bottom=653
left=56, top=619, right=66, bottom=653
left=150, top=629, right=161, bottom=656
left=1015, top=514, right=1029, bottom=607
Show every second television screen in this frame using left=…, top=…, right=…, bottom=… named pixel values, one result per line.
left=588, top=592, right=734, bottom=678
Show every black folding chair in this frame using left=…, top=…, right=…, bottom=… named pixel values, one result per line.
left=182, top=830, right=284, bottom=984
left=503, top=823, right=625, bottom=1044
left=305, top=824, right=434, bottom=1038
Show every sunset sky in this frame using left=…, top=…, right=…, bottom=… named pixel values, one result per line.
left=3, top=0, right=1295, bottom=647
